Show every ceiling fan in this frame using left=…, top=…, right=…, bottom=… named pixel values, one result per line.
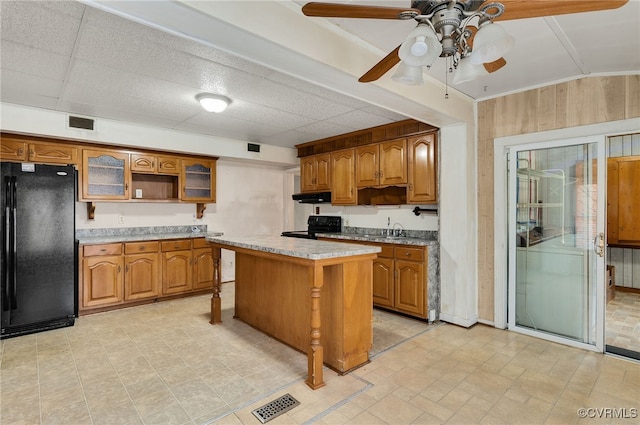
left=301, top=0, right=629, bottom=85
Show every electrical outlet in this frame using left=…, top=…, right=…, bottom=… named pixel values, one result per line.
left=118, top=215, right=124, bottom=224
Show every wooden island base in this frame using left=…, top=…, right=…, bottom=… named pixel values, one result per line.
left=207, top=237, right=377, bottom=389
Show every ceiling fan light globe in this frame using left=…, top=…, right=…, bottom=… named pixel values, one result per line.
left=399, top=23, right=442, bottom=67
left=470, top=22, right=514, bottom=64
left=391, top=62, right=424, bottom=85
left=452, top=57, right=487, bottom=85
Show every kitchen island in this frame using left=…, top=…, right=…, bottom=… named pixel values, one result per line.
left=205, top=235, right=380, bottom=389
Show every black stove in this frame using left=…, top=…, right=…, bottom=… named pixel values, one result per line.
left=281, top=215, right=342, bottom=240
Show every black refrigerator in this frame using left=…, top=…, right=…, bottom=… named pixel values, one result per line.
left=1, top=162, right=77, bottom=339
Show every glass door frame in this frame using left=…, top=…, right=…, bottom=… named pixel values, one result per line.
left=493, top=119, right=639, bottom=353
left=506, top=137, right=605, bottom=352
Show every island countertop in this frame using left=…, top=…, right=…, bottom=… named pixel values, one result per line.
left=205, top=235, right=381, bottom=260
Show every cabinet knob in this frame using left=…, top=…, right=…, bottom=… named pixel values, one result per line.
left=100, top=248, right=107, bottom=252
left=139, top=246, right=145, bottom=251
left=405, top=252, right=411, bottom=257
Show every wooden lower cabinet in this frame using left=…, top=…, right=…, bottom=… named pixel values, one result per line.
left=372, top=246, right=394, bottom=308
left=81, top=243, right=124, bottom=308
left=124, top=241, right=160, bottom=301
left=162, top=249, right=193, bottom=294
left=80, top=238, right=213, bottom=313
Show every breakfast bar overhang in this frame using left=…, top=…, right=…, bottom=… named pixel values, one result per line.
left=205, top=235, right=380, bottom=389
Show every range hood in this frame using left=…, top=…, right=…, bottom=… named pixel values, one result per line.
left=292, top=191, right=331, bottom=204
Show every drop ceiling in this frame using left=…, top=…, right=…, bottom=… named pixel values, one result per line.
left=1, top=0, right=638, bottom=150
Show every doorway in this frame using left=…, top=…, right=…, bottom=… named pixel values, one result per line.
left=605, top=133, right=640, bottom=360
left=507, top=138, right=605, bottom=350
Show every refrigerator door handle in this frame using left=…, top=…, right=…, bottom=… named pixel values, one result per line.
left=10, top=176, right=17, bottom=310
left=2, top=176, right=11, bottom=312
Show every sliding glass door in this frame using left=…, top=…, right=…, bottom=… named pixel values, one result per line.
left=508, top=138, right=605, bottom=350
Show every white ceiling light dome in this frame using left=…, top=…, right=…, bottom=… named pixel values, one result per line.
left=196, top=93, right=231, bottom=113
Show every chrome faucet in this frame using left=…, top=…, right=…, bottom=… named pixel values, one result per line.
left=392, top=223, right=404, bottom=237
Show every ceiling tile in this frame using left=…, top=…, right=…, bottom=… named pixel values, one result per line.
left=0, top=41, right=70, bottom=80
left=0, top=0, right=83, bottom=56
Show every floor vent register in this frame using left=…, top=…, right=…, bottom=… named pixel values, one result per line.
left=251, top=393, right=300, bottom=423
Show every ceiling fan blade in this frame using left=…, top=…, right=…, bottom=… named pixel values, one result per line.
left=302, top=2, right=420, bottom=20
left=358, top=46, right=401, bottom=83
left=484, top=57, right=506, bottom=73
left=494, top=0, right=629, bottom=21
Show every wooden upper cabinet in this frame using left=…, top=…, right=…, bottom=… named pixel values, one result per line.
left=131, top=153, right=180, bottom=175
left=607, top=156, right=640, bottom=247
left=0, top=139, right=27, bottom=161
left=330, top=149, right=357, bottom=205
left=356, top=139, right=407, bottom=187
left=0, top=136, right=78, bottom=165
left=181, top=159, right=216, bottom=202
left=407, top=133, right=437, bottom=204
left=300, top=153, right=331, bottom=192
left=82, top=149, right=130, bottom=200
left=29, top=142, right=78, bottom=165
left=379, top=139, right=407, bottom=185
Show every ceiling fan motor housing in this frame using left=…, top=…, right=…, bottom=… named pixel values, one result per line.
left=411, top=0, right=486, bottom=15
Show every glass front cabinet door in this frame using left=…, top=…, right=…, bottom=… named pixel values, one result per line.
left=181, top=159, right=216, bottom=202
left=82, top=149, right=130, bottom=200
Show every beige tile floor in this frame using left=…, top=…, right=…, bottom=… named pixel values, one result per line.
left=1, top=282, right=639, bottom=425
left=606, top=291, right=640, bottom=353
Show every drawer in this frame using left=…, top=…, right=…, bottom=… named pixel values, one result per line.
left=125, top=241, right=159, bottom=254
left=83, top=243, right=122, bottom=257
left=395, top=246, right=425, bottom=261
left=192, top=238, right=209, bottom=249
left=378, top=244, right=394, bottom=258
left=161, top=239, right=192, bottom=252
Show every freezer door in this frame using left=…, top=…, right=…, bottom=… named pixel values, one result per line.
left=5, top=163, right=76, bottom=332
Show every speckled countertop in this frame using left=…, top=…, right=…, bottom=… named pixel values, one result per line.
left=76, top=225, right=223, bottom=245
left=316, top=232, right=437, bottom=246
left=78, top=232, right=223, bottom=245
left=206, top=235, right=380, bottom=260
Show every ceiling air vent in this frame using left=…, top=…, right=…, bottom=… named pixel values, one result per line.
left=68, top=115, right=95, bottom=131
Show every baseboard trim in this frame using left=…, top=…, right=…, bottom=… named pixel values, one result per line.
left=439, top=313, right=478, bottom=328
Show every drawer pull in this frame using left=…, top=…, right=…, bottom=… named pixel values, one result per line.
left=139, top=246, right=146, bottom=251
left=405, top=252, right=411, bottom=257
left=100, top=248, right=107, bottom=252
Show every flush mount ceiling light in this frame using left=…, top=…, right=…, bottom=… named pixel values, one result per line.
left=196, top=93, right=231, bottom=113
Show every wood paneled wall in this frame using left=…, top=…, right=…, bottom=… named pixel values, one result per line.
left=477, top=75, right=640, bottom=322
left=607, top=133, right=640, bottom=290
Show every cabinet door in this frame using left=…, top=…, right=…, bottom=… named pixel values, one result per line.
left=379, top=139, right=407, bottom=186
left=158, top=156, right=180, bottom=175
left=407, top=134, right=437, bottom=203
left=181, top=159, right=216, bottom=202
left=82, top=149, right=130, bottom=200
left=82, top=256, right=123, bottom=307
left=0, top=139, right=27, bottom=162
left=162, top=250, right=192, bottom=294
left=395, top=260, right=425, bottom=316
left=356, top=145, right=379, bottom=187
left=314, top=153, right=331, bottom=191
left=192, top=247, right=214, bottom=290
left=29, top=142, right=78, bottom=165
left=300, top=156, right=316, bottom=192
left=130, top=154, right=156, bottom=173
left=372, top=257, right=394, bottom=308
left=331, top=149, right=357, bottom=205
left=608, top=156, right=640, bottom=246
left=124, top=253, right=159, bottom=300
